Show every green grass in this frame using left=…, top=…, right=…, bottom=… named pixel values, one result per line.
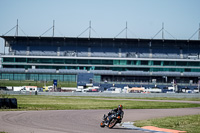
left=0, top=80, right=76, bottom=88
left=1, top=95, right=200, bottom=111
left=66, top=96, right=200, bottom=101
left=123, top=97, right=200, bottom=101
left=134, top=114, right=200, bottom=133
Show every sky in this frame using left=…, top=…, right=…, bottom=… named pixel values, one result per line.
left=0, top=0, right=200, bottom=53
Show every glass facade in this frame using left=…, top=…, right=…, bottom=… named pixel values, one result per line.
left=2, top=57, right=200, bottom=72
left=0, top=73, right=76, bottom=81
left=93, top=75, right=101, bottom=83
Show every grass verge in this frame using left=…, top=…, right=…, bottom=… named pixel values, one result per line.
left=66, top=96, right=200, bottom=101
left=1, top=95, right=200, bottom=111
left=134, top=114, right=200, bottom=133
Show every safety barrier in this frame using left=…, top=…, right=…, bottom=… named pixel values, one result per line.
left=0, top=98, right=17, bottom=109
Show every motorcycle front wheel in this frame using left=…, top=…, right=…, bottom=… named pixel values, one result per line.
left=108, top=119, right=117, bottom=129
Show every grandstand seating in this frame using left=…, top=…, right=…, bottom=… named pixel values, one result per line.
left=121, top=71, right=150, bottom=76
left=27, top=69, right=57, bottom=73
left=0, top=68, right=25, bottom=73
left=183, top=72, right=200, bottom=77
left=152, top=71, right=181, bottom=76
left=2, top=68, right=198, bottom=77
left=7, top=39, right=200, bottom=60
left=59, top=69, right=87, bottom=74
left=90, top=70, right=118, bottom=75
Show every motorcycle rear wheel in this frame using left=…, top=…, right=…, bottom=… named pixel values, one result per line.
left=100, top=121, right=105, bottom=128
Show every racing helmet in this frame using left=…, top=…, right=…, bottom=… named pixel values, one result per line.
left=118, top=105, right=123, bottom=110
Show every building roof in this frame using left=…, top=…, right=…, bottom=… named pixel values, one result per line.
left=1, top=35, right=200, bottom=43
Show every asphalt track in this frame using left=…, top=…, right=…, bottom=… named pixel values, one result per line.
left=0, top=106, right=200, bottom=133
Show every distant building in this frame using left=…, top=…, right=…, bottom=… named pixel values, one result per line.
left=0, top=36, right=200, bottom=89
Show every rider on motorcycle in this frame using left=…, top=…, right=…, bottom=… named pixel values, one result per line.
left=104, top=105, right=124, bottom=125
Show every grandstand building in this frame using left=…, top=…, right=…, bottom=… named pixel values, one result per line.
left=0, top=35, right=200, bottom=89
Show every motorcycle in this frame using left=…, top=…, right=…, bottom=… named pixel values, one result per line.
left=100, top=112, right=123, bottom=129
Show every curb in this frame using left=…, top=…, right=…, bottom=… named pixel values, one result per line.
left=121, top=122, right=171, bottom=133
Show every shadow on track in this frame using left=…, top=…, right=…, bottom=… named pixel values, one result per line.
left=112, top=127, right=133, bottom=130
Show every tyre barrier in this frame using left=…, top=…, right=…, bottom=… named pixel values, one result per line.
left=0, top=98, right=18, bottom=109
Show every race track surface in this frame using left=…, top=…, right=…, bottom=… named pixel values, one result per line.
left=0, top=107, right=200, bottom=133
